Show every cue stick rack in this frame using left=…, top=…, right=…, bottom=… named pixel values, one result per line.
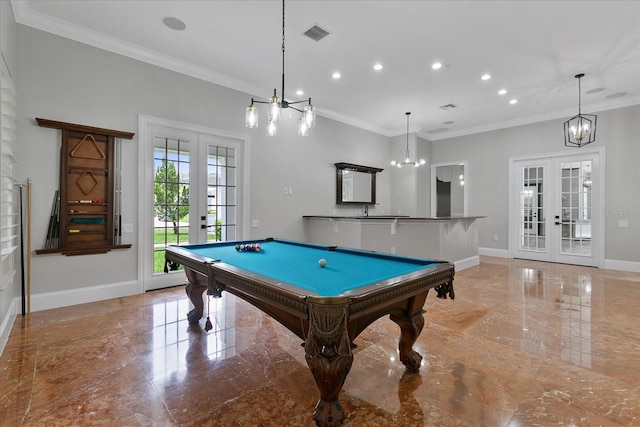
left=35, top=118, right=134, bottom=256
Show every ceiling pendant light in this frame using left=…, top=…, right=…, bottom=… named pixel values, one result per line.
left=391, top=112, right=426, bottom=168
left=245, top=0, right=315, bottom=136
left=564, top=73, right=597, bottom=148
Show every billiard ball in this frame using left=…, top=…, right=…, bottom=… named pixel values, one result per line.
left=318, top=258, right=327, bottom=267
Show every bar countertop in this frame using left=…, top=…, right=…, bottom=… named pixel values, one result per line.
left=303, top=215, right=485, bottom=221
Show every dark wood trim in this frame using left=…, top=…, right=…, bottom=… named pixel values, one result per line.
left=36, top=118, right=135, bottom=140
left=334, top=162, right=383, bottom=174
left=35, top=244, right=132, bottom=256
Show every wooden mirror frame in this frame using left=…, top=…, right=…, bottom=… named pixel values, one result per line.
left=335, top=162, right=383, bottom=205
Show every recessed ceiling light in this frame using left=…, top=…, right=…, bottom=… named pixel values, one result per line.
left=332, top=72, right=341, bottom=79
left=509, top=99, right=518, bottom=104
left=162, top=16, right=186, bottom=31
left=296, top=89, right=304, bottom=96
left=586, top=88, right=604, bottom=94
left=432, top=62, right=442, bottom=70
left=373, top=63, right=383, bottom=71
left=443, top=121, right=454, bottom=125
left=498, top=89, right=507, bottom=95
left=481, top=74, right=491, bottom=81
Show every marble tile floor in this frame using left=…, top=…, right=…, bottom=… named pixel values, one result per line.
left=1, top=256, right=639, bottom=426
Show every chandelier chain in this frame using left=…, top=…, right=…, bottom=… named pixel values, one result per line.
left=577, top=75, right=582, bottom=116
left=405, top=112, right=411, bottom=157
left=281, top=0, right=286, bottom=103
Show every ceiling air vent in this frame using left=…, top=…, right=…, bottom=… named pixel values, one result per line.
left=303, top=25, right=330, bottom=41
left=439, top=104, right=457, bottom=110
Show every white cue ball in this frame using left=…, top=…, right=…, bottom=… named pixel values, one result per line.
left=318, top=258, right=327, bottom=267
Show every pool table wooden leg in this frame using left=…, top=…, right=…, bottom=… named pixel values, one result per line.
left=184, top=269, right=207, bottom=324
left=390, top=310, right=425, bottom=373
left=304, top=298, right=353, bottom=427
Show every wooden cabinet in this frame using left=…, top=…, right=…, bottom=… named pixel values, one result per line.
left=35, top=118, right=134, bottom=255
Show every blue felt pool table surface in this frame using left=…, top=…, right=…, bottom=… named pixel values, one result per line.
left=176, top=239, right=440, bottom=297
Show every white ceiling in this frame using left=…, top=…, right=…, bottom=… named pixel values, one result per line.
left=12, top=0, right=640, bottom=140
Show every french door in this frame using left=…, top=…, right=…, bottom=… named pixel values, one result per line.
left=510, top=149, right=603, bottom=267
left=139, top=117, right=246, bottom=291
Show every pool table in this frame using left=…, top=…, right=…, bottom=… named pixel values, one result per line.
left=165, top=238, right=454, bottom=427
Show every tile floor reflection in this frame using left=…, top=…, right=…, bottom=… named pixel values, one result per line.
left=1, top=257, right=639, bottom=426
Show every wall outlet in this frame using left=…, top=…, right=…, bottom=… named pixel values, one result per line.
left=123, top=223, right=133, bottom=233
left=390, top=247, right=396, bottom=254
left=251, top=219, right=259, bottom=228
left=619, top=220, right=628, bottom=228
left=493, top=234, right=498, bottom=241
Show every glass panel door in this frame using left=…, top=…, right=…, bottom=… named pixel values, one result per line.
left=520, top=165, right=546, bottom=251
left=513, top=159, right=552, bottom=262
left=511, top=151, right=601, bottom=267
left=204, top=144, right=237, bottom=243
left=153, top=137, right=191, bottom=274
left=152, top=139, right=239, bottom=276
left=554, top=154, right=599, bottom=267
left=559, top=160, right=592, bottom=257
left=141, top=118, right=244, bottom=291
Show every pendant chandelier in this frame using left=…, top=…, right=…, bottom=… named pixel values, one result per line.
left=245, top=0, right=315, bottom=136
left=391, top=112, right=425, bottom=168
left=564, top=73, right=597, bottom=148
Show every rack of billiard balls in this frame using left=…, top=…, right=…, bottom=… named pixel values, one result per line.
left=235, top=243, right=261, bottom=252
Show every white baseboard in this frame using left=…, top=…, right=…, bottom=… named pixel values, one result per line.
left=454, top=255, right=480, bottom=271
left=478, top=247, right=639, bottom=273
left=604, top=259, right=640, bottom=273
left=478, top=247, right=510, bottom=258
left=0, top=296, right=18, bottom=357
left=31, top=280, right=139, bottom=312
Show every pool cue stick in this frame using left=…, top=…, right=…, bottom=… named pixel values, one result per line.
left=19, top=183, right=25, bottom=316
left=27, top=179, right=32, bottom=313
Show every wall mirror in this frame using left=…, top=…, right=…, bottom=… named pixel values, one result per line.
left=335, top=163, right=383, bottom=205
left=431, top=161, right=467, bottom=217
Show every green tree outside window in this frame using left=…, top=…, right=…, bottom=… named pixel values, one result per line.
left=154, top=159, right=189, bottom=234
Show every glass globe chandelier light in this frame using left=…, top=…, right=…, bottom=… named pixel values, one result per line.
left=564, top=73, right=597, bottom=148
left=245, top=0, right=315, bottom=136
left=391, top=112, right=426, bottom=168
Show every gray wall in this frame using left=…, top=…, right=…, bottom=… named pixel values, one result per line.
left=430, top=105, right=640, bottom=263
